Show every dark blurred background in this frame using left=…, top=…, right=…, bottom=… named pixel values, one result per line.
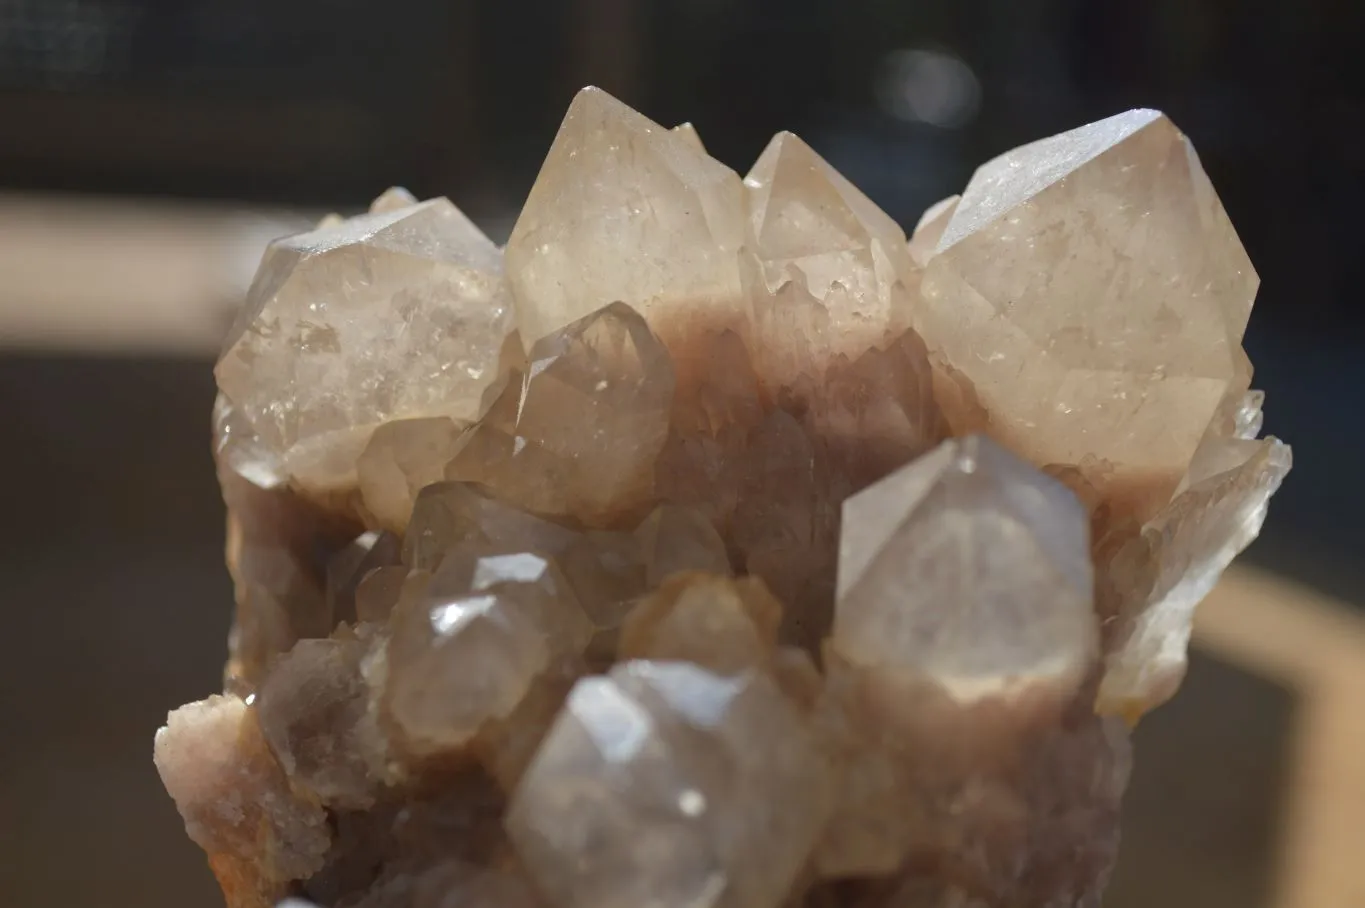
left=0, top=2, right=1361, bottom=907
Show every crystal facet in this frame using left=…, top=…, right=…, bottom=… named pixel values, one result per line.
left=445, top=302, right=676, bottom=526
left=916, top=111, right=1257, bottom=522
left=835, top=434, right=1097, bottom=702
left=216, top=197, right=514, bottom=495
left=507, top=661, right=830, bottom=908
left=507, top=88, right=748, bottom=348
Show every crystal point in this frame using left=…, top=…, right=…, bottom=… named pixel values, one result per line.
left=507, top=87, right=747, bottom=348
left=835, top=435, right=1097, bottom=701
left=507, top=661, right=829, bottom=908
left=216, top=198, right=514, bottom=494
left=384, top=546, right=592, bottom=758
left=446, top=302, right=676, bottom=527
left=744, top=131, right=918, bottom=386
left=1098, top=436, right=1290, bottom=715
left=917, top=110, right=1257, bottom=522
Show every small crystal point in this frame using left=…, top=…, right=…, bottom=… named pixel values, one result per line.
left=217, top=198, right=514, bottom=495
left=672, top=122, right=706, bottom=152
left=835, top=435, right=1098, bottom=702
left=619, top=572, right=782, bottom=674
left=256, top=636, right=386, bottom=808
left=506, top=87, right=748, bottom=349
left=369, top=186, right=419, bottom=214
left=916, top=110, right=1257, bottom=522
left=384, top=546, right=591, bottom=758
left=325, top=530, right=401, bottom=627
left=1098, top=436, right=1291, bottom=716
left=445, top=302, right=677, bottom=527
left=403, top=481, right=579, bottom=571
left=907, top=194, right=960, bottom=267
left=633, top=503, right=732, bottom=587
left=744, top=131, right=918, bottom=386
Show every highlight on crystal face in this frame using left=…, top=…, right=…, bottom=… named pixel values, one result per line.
left=157, top=86, right=1290, bottom=908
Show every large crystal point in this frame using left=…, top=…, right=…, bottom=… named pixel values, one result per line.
left=216, top=198, right=514, bottom=494
left=1098, top=436, right=1291, bottom=716
left=835, top=435, right=1098, bottom=701
left=507, top=660, right=830, bottom=908
left=744, top=131, right=918, bottom=385
left=506, top=87, right=747, bottom=348
left=916, top=110, right=1257, bottom=522
left=445, top=302, right=676, bottom=527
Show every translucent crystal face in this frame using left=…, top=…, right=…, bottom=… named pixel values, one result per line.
left=216, top=199, right=514, bottom=494
left=506, top=88, right=748, bottom=349
left=835, top=435, right=1098, bottom=701
left=506, top=661, right=829, bottom=908
left=916, top=111, right=1258, bottom=522
left=159, top=90, right=1288, bottom=908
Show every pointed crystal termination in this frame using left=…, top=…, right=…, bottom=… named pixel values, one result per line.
left=916, top=110, right=1258, bottom=523
left=255, top=634, right=390, bottom=809
left=633, top=503, right=732, bottom=587
left=506, top=87, right=748, bottom=349
left=672, top=122, right=706, bottom=152
left=744, top=131, right=919, bottom=388
left=835, top=434, right=1098, bottom=702
left=369, top=186, right=419, bottom=214
left=907, top=194, right=960, bottom=267
left=218, top=460, right=362, bottom=695
left=619, top=573, right=782, bottom=675
left=446, top=302, right=677, bottom=528
left=507, top=660, right=830, bottom=908
left=154, top=696, right=331, bottom=908
left=403, top=481, right=579, bottom=571
left=325, top=530, right=401, bottom=627
left=1098, top=436, right=1291, bottom=717
left=383, top=546, right=592, bottom=758
left=216, top=197, right=514, bottom=496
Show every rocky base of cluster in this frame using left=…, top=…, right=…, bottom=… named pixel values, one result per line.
left=156, top=88, right=1289, bottom=908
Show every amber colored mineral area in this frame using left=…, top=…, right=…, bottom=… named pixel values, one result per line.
left=158, top=88, right=1289, bottom=908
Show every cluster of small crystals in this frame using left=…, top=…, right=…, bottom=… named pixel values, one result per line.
left=156, top=88, right=1290, bottom=908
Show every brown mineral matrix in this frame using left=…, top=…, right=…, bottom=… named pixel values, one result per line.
left=159, top=90, right=1289, bottom=908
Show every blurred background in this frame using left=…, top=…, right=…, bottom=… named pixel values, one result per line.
left=0, top=1, right=1362, bottom=906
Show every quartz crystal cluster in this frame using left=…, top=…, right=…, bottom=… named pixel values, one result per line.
left=156, top=88, right=1290, bottom=908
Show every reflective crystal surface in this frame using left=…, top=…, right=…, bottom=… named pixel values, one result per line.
left=506, top=661, right=830, bottom=908
left=915, top=110, right=1257, bottom=523
left=446, top=302, right=676, bottom=527
left=835, top=434, right=1098, bottom=702
left=216, top=196, right=514, bottom=495
left=384, top=547, right=592, bottom=758
left=507, top=87, right=747, bottom=348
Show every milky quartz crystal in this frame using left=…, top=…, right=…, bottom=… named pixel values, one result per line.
left=157, top=88, right=1289, bottom=908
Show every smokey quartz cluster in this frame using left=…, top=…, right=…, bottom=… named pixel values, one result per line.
left=155, top=89, right=1290, bottom=908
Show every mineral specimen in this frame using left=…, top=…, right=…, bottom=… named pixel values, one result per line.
left=156, top=88, right=1289, bottom=908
